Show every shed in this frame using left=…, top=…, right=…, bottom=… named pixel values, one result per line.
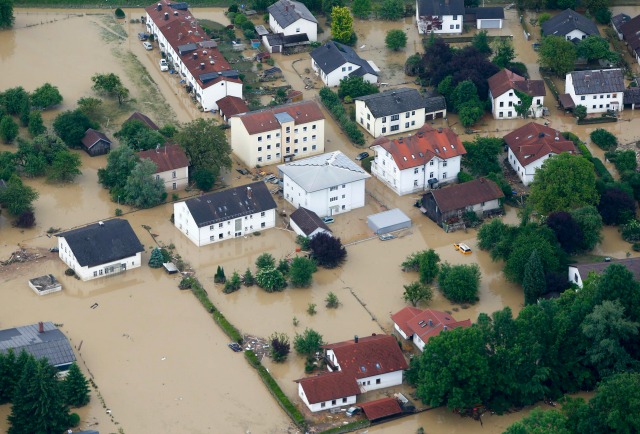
left=163, top=262, right=178, bottom=274
left=81, top=129, right=112, bottom=157
left=359, top=397, right=403, bottom=422
left=28, top=274, right=62, bottom=296
left=367, top=208, right=411, bottom=234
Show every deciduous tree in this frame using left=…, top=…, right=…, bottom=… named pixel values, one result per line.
left=539, top=36, right=577, bottom=77
left=351, top=0, right=371, bottom=18
left=514, top=89, right=533, bottom=118
left=504, top=408, right=571, bottom=434
left=337, top=76, right=378, bottom=100
left=27, top=111, right=46, bottom=137
left=309, top=232, right=347, bottom=268
left=48, top=149, right=82, bottom=183
left=269, top=332, right=290, bottom=362
left=590, top=128, right=617, bottom=150
left=115, top=119, right=165, bottom=151
left=255, top=267, right=287, bottom=292
left=546, top=211, right=584, bottom=254
left=2, top=86, right=29, bottom=115
left=377, top=0, right=403, bottom=20
left=53, top=109, right=97, bottom=148
left=330, top=6, right=354, bottom=45
left=289, top=256, right=317, bottom=287
left=98, top=144, right=138, bottom=193
left=418, top=249, right=440, bottom=284
left=492, top=38, right=515, bottom=68
left=462, top=137, right=503, bottom=176
left=597, top=186, right=635, bottom=225
left=0, top=175, right=38, bottom=215
left=192, top=168, right=215, bottom=191
left=403, top=281, right=433, bottom=307
left=577, top=36, right=616, bottom=62
left=385, top=29, right=407, bottom=51
left=570, top=206, right=602, bottom=251
left=0, top=116, right=18, bottom=144
left=175, top=118, right=231, bottom=177
left=504, top=226, right=562, bottom=284
left=30, top=83, right=63, bottom=110
left=91, top=73, right=130, bottom=105
left=588, top=372, right=640, bottom=433
left=438, top=263, right=481, bottom=303
left=123, top=159, right=166, bottom=208
left=472, top=30, right=492, bottom=55
left=0, top=0, right=15, bottom=28
left=293, top=328, right=325, bottom=356
left=256, top=252, right=276, bottom=270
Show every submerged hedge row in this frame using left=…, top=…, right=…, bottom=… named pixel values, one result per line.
left=319, top=87, right=365, bottom=146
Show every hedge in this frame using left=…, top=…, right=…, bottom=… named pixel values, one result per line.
left=319, top=87, right=365, bottom=145
left=591, top=157, right=614, bottom=182
left=318, top=419, right=371, bottom=434
left=577, top=117, right=618, bottom=125
left=188, top=277, right=243, bottom=343
left=244, top=350, right=307, bottom=429
left=562, top=132, right=592, bottom=161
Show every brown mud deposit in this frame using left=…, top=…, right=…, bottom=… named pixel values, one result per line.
left=0, top=8, right=634, bottom=434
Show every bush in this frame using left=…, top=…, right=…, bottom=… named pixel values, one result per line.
left=563, top=132, right=592, bottom=161
left=214, top=265, right=226, bottom=283
left=458, top=171, right=474, bottom=183
left=148, top=247, right=164, bottom=268
left=243, top=268, right=255, bottom=286
left=307, top=303, right=317, bottom=315
left=295, top=235, right=310, bottom=251
left=605, top=150, right=637, bottom=174
left=319, top=87, right=365, bottom=145
left=256, top=267, right=287, bottom=292
left=622, top=219, right=640, bottom=242
left=65, top=268, right=75, bottom=276
left=256, top=252, right=275, bottom=270
left=438, top=262, right=481, bottom=304
left=590, top=128, right=617, bottom=150
left=14, top=210, right=35, bottom=228
left=325, top=292, right=339, bottom=308
left=591, top=158, right=614, bottom=182
left=68, top=413, right=80, bottom=427
left=223, top=271, right=242, bottom=293
left=115, top=8, right=125, bottom=18
left=309, top=232, right=347, bottom=268
left=289, top=256, right=316, bottom=287
left=269, top=332, right=290, bottom=362
left=193, top=168, right=215, bottom=191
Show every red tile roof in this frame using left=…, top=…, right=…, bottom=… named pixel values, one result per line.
left=234, top=100, right=325, bottom=135
left=323, top=334, right=408, bottom=380
left=394, top=308, right=471, bottom=342
left=488, top=69, right=546, bottom=98
left=138, top=144, right=190, bottom=173
left=503, top=122, right=576, bottom=167
left=371, top=125, right=466, bottom=170
left=390, top=306, right=422, bottom=336
left=430, top=178, right=504, bottom=213
left=359, top=397, right=402, bottom=421
left=126, top=112, right=159, bottom=130
left=296, top=371, right=360, bottom=404
left=81, top=129, right=111, bottom=150
left=217, top=96, right=249, bottom=118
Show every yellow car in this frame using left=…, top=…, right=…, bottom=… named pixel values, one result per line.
left=454, top=243, right=472, bottom=254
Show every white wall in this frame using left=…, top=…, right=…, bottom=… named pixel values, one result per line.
left=416, top=6, right=463, bottom=34
left=154, top=166, right=189, bottom=191
left=508, top=147, right=556, bottom=186
left=491, top=90, right=545, bottom=119
left=290, top=219, right=330, bottom=238
left=568, top=266, right=584, bottom=288
left=57, top=237, right=142, bottom=281
left=283, top=177, right=366, bottom=217
left=565, top=72, right=624, bottom=114
left=477, top=18, right=503, bottom=28
left=413, top=334, right=426, bottom=352
left=270, top=16, right=317, bottom=41
left=355, top=100, right=426, bottom=138
left=298, top=383, right=356, bottom=413
left=312, top=60, right=376, bottom=87
left=565, top=29, right=588, bottom=41
left=393, top=323, right=411, bottom=340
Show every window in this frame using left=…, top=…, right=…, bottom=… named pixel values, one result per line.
left=294, top=128, right=298, bottom=133
left=267, top=155, right=272, bottom=160
left=509, top=92, right=513, bottom=96
left=600, top=95, right=604, bottom=99
left=342, top=398, right=347, bottom=403
left=172, top=182, right=177, bottom=190
left=219, top=223, right=223, bottom=228
left=414, top=168, right=419, bottom=174
left=592, top=105, right=596, bottom=109
left=414, top=179, right=418, bottom=187
left=348, top=66, right=352, bottom=71
left=93, top=271, right=97, bottom=277
left=508, top=111, right=512, bottom=116
left=210, top=236, right=214, bottom=241
left=382, top=117, right=386, bottom=123
left=276, top=132, right=280, bottom=137
left=411, top=120, right=415, bottom=126
left=376, top=379, right=381, bottom=385
left=391, top=114, right=399, bottom=121
left=276, top=152, right=281, bottom=157
left=99, top=270, right=103, bottom=275
left=303, top=147, right=307, bottom=152
left=581, top=96, right=585, bottom=100
left=367, top=113, right=370, bottom=120
left=593, top=96, right=597, bottom=100
left=285, top=126, right=290, bottom=133
left=456, top=24, right=460, bottom=29
left=258, top=136, right=262, bottom=142
left=321, top=403, right=326, bottom=408
left=286, top=137, right=290, bottom=143
left=330, top=186, right=338, bottom=191
left=443, top=161, right=448, bottom=167
left=453, top=15, right=458, bottom=19
left=286, top=147, right=290, bottom=153
left=612, top=93, right=617, bottom=97
left=296, top=27, right=300, bottom=32
left=429, top=171, right=434, bottom=178
left=258, top=146, right=262, bottom=152
left=294, top=139, right=298, bottom=144
left=267, top=134, right=271, bottom=139
left=172, top=171, right=176, bottom=178
left=382, top=127, right=386, bottom=133
left=303, top=126, right=307, bottom=132
left=450, top=25, right=454, bottom=29
left=312, top=124, right=317, bottom=130
left=332, top=400, right=336, bottom=405
left=508, top=101, right=513, bottom=107
left=390, top=125, right=399, bottom=131
left=342, top=195, right=345, bottom=199
left=312, top=145, right=316, bottom=150
left=499, top=102, right=504, bottom=107
left=312, top=135, right=316, bottom=140
left=405, top=122, right=410, bottom=128
left=261, top=212, right=265, bottom=217
left=367, top=123, right=370, bottom=130
left=342, top=66, right=346, bottom=72
left=412, top=110, right=415, bottom=115
left=599, top=104, right=603, bottom=108
left=219, top=234, right=223, bottom=239
left=257, top=157, right=262, bottom=162
left=442, top=172, right=447, bottom=179
left=430, top=160, right=434, bottom=166
left=330, top=196, right=338, bottom=202
left=303, top=137, right=307, bottom=143
left=405, top=112, right=410, bottom=118
left=267, top=145, right=271, bottom=150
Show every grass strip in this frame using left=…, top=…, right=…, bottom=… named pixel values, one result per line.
left=318, top=419, right=371, bottom=434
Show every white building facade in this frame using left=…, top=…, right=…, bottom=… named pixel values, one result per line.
left=416, top=0, right=464, bottom=34
left=297, top=383, right=357, bottom=413
left=268, top=0, right=318, bottom=41
left=565, top=69, right=625, bottom=114
left=491, top=89, right=545, bottom=119
left=58, top=237, right=142, bottom=281
left=310, top=41, right=379, bottom=87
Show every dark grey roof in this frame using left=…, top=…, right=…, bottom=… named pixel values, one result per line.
left=425, top=95, right=447, bottom=113
left=265, top=32, right=309, bottom=47
left=355, top=88, right=429, bottom=118
left=541, top=9, right=599, bottom=37
left=572, top=257, right=640, bottom=281
left=199, top=70, right=240, bottom=84
left=57, top=219, right=144, bottom=268
left=178, top=43, right=198, bottom=55
left=311, top=41, right=378, bottom=76
left=268, top=0, right=317, bottom=28
left=417, top=0, right=464, bottom=17
left=612, top=13, right=631, bottom=31
left=624, top=88, right=640, bottom=105
left=570, top=69, right=625, bottom=95
left=169, top=2, right=188, bottom=10
left=0, top=322, right=75, bottom=368
left=184, top=181, right=277, bottom=227
left=475, top=7, right=504, bottom=19
left=290, top=207, right=331, bottom=236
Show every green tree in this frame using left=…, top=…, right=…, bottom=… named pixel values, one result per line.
left=289, top=256, right=317, bottom=287
left=175, top=118, right=232, bottom=177
left=331, top=6, right=354, bottom=44
left=97, top=144, right=138, bottom=192
left=255, top=267, right=287, bottom=292
left=269, top=332, right=290, bottom=362
left=2, top=86, right=29, bottom=115
left=123, top=159, right=166, bottom=208
left=378, top=0, right=403, bottom=20
left=590, top=128, right=617, bottom=150
left=0, top=0, right=15, bottom=28
left=0, top=350, right=19, bottom=404
left=583, top=0, right=609, bottom=16
left=322, top=0, right=344, bottom=15
left=277, top=258, right=290, bottom=275
left=0, top=175, right=38, bottom=215
left=462, top=136, right=503, bottom=176
left=597, top=187, right=635, bottom=225
left=403, top=281, right=433, bottom=307
left=546, top=211, right=584, bottom=254
left=438, top=263, right=481, bottom=304
left=513, top=89, right=533, bottom=119
left=325, top=291, right=340, bottom=308
left=529, top=153, right=598, bottom=215
left=0, top=116, right=18, bottom=144
left=309, top=232, right=347, bottom=268
left=19, top=100, right=30, bottom=128
left=588, top=372, right=640, bottom=433
left=574, top=104, right=587, bottom=120
left=256, top=252, right=276, bottom=270
left=76, top=97, right=103, bottom=120
left=214, top=265, right=226, bottom=283
left=437, top=75, right=455, bottom=100
left=450, top=80, right=478, bottom=112
left=293, top=328, right=325, bottom=356
left=570, top=206, right=602, bottom=251
left=48, top=150, right=82, bottom=183
left=504, top=226, right=562, bottom=284
left=192, top=168, right=215, bottom=191
left=577, top=36, right=615, bottom=62
left=458, top=102, right=485, bottom=127
left=114, top=119, right=165, bottom=151
left=539, top=36, right=577, bottom=77
left=492, top=38, right=515, bottom=68
left=523, top=250, right=546, bottom=305
left=351, top=0, right=371, bottom=18
left=472, top=30, right=492, bottom=55
left=61, top=363, right=90, bottom=408
left=337, top=76, right=379, bottom=100
left=30, top=83, right=63, bottom=110
left=148, top=247, right=164, bottom=268
left=91, top=73, right=130, bottom=105
left=418, top=249, right=440, bottom=284
left=53, top=109, right=97, bottom=148
left=224, top=271, right=242, bottom=293
left=243, top=268, right=255, bottom=286
left=504, top=408, right=571, bottom=434
left=27, top=110, right=46, bottom=137
left=385, top=29, right=407, bottom=51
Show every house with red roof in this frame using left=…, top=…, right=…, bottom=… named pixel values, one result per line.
left=369, top=125, right=466, bottom=196
left=138, top=144, right=190, bottom=191
left=391, top=307, right=471, bottom=351
left=295, top=334, right=408, bottom=412
left=145, top=1, right=242, bottom=112
left=488, top=69, right=546, bottom=119
left=504, top=122, right=576, bottom=186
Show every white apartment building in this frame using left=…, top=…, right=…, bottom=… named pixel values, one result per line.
left=565, top=69, right=625, bottom=114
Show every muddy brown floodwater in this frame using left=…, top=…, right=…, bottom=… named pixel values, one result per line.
left=0, top=7, right=636, bottom=434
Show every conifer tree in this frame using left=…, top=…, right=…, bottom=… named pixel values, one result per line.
left=523, top=250, right=545, bottom=305
left=62, top=362, right=91, bottom=407
left=148, top=247, right=164, bottom=268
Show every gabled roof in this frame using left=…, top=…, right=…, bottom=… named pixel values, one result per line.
left=323, top=334, right=408, bottom=380
left=568, top=69, right=625, bottom=95
left=429, top=178, right=504, bottom=213
left=290, top=207, right=331, bottom=236
left=278, top=151, right=370, bottom=193
left=355, top=88, right=429, bottom=118
left=503, top=122, right=576, bottom=168
left=126, top=112, right=160, bottom=130
left=541, top=9, right=599, bottom=37
left=424, top=95, right=447, bottom=113
left=488, top=69, right=546, bottom=98
left=624, top=88, right=640, bottom=105
left=0, top=322, right=76, bottom=368
left=417, top=0, right=464, bottom=17
left=371, top=125, right=466, bottom=170
left=475, top=7, right=505, bottom=20
left=391, top=306, right=422, bottom=336
left=233, top=100, right=324, bottom=135
left=268, top=0, right=317, bottom=28
left=216, top=95, right=249, bottom=117
left=406, top=309, right=471, bottom=341
left=621, top=15, right=640, bottom=56
left=296, top=371, right=360, bottom=404
left=612, top=13, right=631, bottom=31
left=182, top=181, right=277, bottom=227
left=138, top=144, right=190, bottom=173
left=359, top=397, right=403, bottom=421
left=57, top=219, right=144, bottom=267
left=310, top=41, right=378, bottom=77
left=81, top=129, right=111, bottom=150
left=572, top=257, right=640, bottom=281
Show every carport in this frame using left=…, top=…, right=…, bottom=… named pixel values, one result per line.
left=367, top=208, right=411, bottom=235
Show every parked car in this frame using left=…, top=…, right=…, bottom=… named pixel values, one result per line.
left=355, top=152, right=369, bottom=161
left=346, top=406, right=361, bottom=417
left=263, top=174, right=277, bottom=183
left=159, top=59, right=169, bottom=71
left=49, top=247, right=59, bottom=253
left=322, top=216, right=334, bottom=224
left=454, top=243, right=472, bottom=254
left=142, top=41, right=153, bottom=50
left=138, top=32, right=149, bottom=41
left=379, top=233, right=396, bottom=241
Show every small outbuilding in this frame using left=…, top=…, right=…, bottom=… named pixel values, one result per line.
left=28, top=274, right=62, bottom=296
left=367, top=208, right=411, bottom=235
left=359, top=397, right=403, bottom=422
left=289, top=207, right=332, bottom=239
left=81, top=129, right=112, bottom=156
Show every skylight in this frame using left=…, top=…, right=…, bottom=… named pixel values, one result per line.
left=360, top=366, right=367, bottom=373
left=375, top=362, right=381, bottom=369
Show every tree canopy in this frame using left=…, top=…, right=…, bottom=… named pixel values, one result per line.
left=97, top=144, right=139, bottom=200
left=385, top=29, right=407, bottom=51
left=115, top=119, right=166, bottom=151
left=309, top=232, right=347, bottom=268
left=331, top=6, right=355, bottom=45
left=91, top=73, right=130, bottom=105
left=377, top=0, right=404, bottom=20
left=53, top=109, right=98, bottom=148
left=337, top=76, right=379, bottom=100
left=123, top=159, right=166, bottom=208
left=293, top=328, right=325, bottom=356
left=0, top=0, right=15, bottom=28
left=462, top=136, right=503, bottom=176
left=539, top=36, right=577, bottom=77
left=30, top=83, right=63, bottom=110
left=175, top=118, right=231, bottom=177
left=351, top=0, right=371, bottom=18
left=0, top=175, right=39, bottom=215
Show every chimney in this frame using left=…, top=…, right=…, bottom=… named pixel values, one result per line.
left=200, top=62, right=205, bottom=70
left=193, top=52, right=198, bottom=59
left=164, top=12, right=169, bottom=20
left=247, top=186, right=252, bottom=199
left=443, top=325, right=448, bottom=331
left=354, top=335, right=359, bottom=343
left=428, top=319, right=433, bottom=326
left=156, top=143, right=160, bottom=153
left=38, top=322, right=44, bottom=333
left=157, top=2, right=162, bottom=11
left=174, top=10, right=178, bottom=15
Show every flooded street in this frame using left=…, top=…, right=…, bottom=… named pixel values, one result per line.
left=0, top=7, right=635, bottom=434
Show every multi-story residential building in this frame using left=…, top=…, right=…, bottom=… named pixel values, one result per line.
left=268, top=0, right=318, bottom=41
left=138, top=144, right=190, bottom=191
left=229, top=100, right=325, bottom=167
left=488, top=69, right=546, bottom=119
left=416, top=0, right=464, bottom=34
left=565, top=69, right=625, bottom=114
left=310, top=41, right=379, bottom=87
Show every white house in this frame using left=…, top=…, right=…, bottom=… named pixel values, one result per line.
left=289, top=207, right=332, bottom=238
left=488, top=69, right=546, bottom=119
left=355, top=88, right=446, bottom=138
left=541, top=8, right=599, bottom=41
left=56, top=219, right=144, bottom=281
left=145, top=0, right=243, bottom=112
left=568, top=258, right=640, bottom=288
left=229, top=100, right=325, bottom=167
left=565, top=69, right=625, bottom=114
left=138, top=144, right=190, bottom=191
left=268, top=0, right=317, bottom=42
left=173, top=181, right=277, bottom=247
left=416, top=0, right=464, bottom=34
left=296, top=334, right=408, bottom=412
left=310, top=41, right=379, bottom=87
left=278, top=151, right=370, bottom=218
left=621, top=15, right=640, bottom=64
left=370, top=125, right=467, bottom=196
left=504, top=122, right=577, bottom=186
left=391, top=307, right=471, bottom=352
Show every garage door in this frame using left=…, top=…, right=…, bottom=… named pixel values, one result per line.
left=479, top=19, right=501, bottom=29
